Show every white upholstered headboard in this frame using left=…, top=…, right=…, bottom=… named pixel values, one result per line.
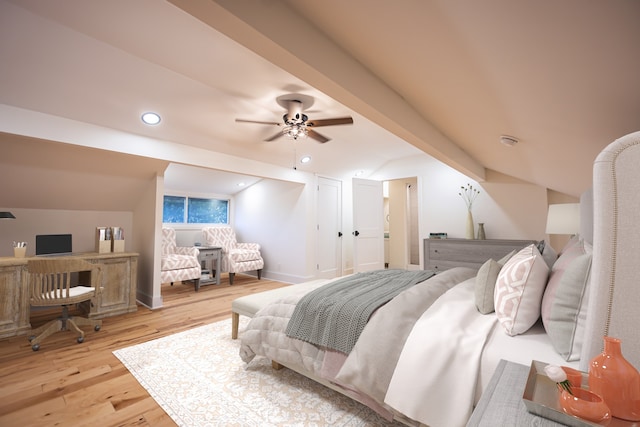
left=580, top=130, right=640, bottom=371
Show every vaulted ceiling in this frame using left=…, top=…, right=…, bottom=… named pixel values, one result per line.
left=2, top=0, right=639, bottom=200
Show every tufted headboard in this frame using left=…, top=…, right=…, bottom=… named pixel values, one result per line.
left=580, top=130, right=640, bottom=371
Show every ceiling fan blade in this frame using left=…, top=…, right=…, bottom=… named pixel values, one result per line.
left=307, top=129, right=330, bottom=143
left=306, top=117, right=353, bottom=127
left=265, top=132, right=284, bottom=142
left=236, top=118, right=281, bottom=126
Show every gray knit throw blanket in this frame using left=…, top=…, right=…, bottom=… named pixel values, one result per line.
left=285, top=269, right=435, bottom=354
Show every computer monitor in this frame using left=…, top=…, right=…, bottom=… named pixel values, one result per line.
left=35, top=234, right=73, bottom=256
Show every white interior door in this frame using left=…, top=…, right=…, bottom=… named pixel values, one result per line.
left=317, top=177, right=342, bottom=279
left=352, top=178, right=384, bottom=272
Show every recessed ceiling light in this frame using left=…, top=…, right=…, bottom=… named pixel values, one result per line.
left=141, top=112, right=161, bottom=125
left=300, top=155, right=311, bottom=164
left=237, top=182, right=246, bottom=187
left=500, top=135, right=518, bottom=147
left=354, top=170, right=365, bottom=177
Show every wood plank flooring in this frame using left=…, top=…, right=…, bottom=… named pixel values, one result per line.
left=0, top=274, right=287, bottom=426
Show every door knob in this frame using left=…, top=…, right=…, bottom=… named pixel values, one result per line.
left=338, top=232, right=343, bottom=237
left=353, top=230, right=360, bottom=236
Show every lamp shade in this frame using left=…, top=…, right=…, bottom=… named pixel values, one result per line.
left=0, top=211, right=16, bottom=219
left=546, top=203, right=580, bottom=235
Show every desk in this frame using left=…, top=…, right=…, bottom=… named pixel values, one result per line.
left=0, top=252, right=138, bottom=339
left=197, top=246, right=222, bottom=286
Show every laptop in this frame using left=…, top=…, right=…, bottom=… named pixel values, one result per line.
left=35, top=234, right=73, bottom=256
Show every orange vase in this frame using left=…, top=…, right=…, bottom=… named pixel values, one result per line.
left=588, top=336, right=640, bottom=421
left=559, top=388, right=611, bottom=424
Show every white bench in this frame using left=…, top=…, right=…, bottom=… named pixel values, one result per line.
left=231, top=279, right=330, bottom=339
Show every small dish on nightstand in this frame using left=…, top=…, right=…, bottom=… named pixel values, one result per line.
left=523, top=361, right=630, bottom=427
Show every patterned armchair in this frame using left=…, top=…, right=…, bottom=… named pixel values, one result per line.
left=161, top=227, right=201, bottom=291
left=202, top=226, right=264, bottom=285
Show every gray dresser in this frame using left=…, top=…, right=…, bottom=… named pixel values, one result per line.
left=424, top=238, right=537, bottom=271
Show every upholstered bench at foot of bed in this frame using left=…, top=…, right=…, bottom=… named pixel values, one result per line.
left=231, top=279, right=329, bottom=339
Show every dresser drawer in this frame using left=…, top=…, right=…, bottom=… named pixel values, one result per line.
left=424, top=239, right=536, bottom=271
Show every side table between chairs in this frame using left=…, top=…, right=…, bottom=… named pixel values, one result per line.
left=196, top=246, right=222, bottom=286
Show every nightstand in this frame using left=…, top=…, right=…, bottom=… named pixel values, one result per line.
left=196, top=246, right=222, bottom=286
left=467, top=360, right=567, bottom=426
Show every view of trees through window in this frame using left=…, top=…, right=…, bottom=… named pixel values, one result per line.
left=163, top=195, right=229, bottom=224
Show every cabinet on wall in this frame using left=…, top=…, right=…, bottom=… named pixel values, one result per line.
left=82, top=252, right=138, bottom=318
left=424, top=238, right=537, bottom=272
left=0, top=252, right=138, bottom=339
left=0, top=261, right=30, bottom=338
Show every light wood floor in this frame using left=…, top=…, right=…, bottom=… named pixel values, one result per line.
left=0, top=274, right=288, bottom=426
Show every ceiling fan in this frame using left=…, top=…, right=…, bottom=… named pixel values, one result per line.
left=236, top=94, right=353, bottom=143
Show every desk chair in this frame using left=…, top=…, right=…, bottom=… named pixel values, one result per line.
left=27, top=258, right=102, bottom=351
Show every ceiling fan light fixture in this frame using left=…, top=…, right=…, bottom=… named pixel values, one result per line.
left=283, top=124, right=308, bottom=140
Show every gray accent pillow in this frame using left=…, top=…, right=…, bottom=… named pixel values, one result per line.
left=474, top=250, right=516, bottom=314
left=475, top=259, right=502, bottom=314
left=498, top=249, right=517, bottom=265
left=543, top=253, right=592, bottom=361
left=541, top=241, right=558, bottom=269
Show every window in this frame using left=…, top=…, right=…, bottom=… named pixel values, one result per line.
left=163, top=195, right=229, bottom=224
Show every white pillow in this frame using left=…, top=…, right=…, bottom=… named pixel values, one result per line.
left=494, top=244, right=550, bottom=336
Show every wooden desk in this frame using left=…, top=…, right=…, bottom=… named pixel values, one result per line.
left=0, top=252, right=138, bottom=339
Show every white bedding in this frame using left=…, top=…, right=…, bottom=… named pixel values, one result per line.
left=384, top=278, right=498, bottom=427
left=239, top=268, right=567, bottom=426
left=476, top=316, right=579, bottom=404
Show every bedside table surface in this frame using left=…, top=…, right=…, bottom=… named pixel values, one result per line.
left=467, top=359, right=567, bottom=426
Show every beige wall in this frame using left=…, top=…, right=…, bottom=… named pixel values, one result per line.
left=0, top=208, right=133, bottom=258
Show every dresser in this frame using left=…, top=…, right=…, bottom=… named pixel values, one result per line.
left=424, top=238, right=537, bottom=271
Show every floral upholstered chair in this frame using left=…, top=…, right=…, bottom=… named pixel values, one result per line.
left=202, top=226, right=264, bottom=285
left=161, top=227, right=201, bottom=291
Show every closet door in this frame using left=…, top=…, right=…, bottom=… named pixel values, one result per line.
left=352, top=178, right=384, bottom=272
left=317, top=177, right=342, bottom=279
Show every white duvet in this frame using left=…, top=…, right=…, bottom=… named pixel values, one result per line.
left=384, top=279, right=498, bottom=427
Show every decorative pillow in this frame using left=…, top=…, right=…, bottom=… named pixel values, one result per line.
left=542, top=253, right=592, bottom=361
left=541, top=242, right=558, bottom=270
left=494, top=244, right=550, bottom=336
left=475, top=249, right=518, bottom=314
left=475, top=259, right=502, bottom=314
left=498, top=249, right=517, bottom=265
left=559, top=234, right=581, bottom=255
left=547, top=238, right=586, bottom=276
left=541, top=238, right=591, bottom=361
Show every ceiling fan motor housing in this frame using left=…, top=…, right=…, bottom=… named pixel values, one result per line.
left=283, top=100, right=307, bottom=125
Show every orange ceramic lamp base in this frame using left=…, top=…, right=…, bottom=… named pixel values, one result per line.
left=589, top=337, right=640, bottom=421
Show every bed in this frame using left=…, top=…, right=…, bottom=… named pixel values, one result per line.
left=239, top=130, right=640, bottom=427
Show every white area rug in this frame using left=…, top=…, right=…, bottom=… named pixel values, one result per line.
left=113, top=318, right=400, bottom=426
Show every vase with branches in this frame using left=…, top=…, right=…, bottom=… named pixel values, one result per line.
left=459, top=184, right=480, bottom=239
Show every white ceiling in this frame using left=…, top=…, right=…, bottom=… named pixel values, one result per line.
left=2, top=0, right=639, bottom=199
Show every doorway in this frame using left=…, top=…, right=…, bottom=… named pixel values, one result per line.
left=384, top=177, right=419, bottom=270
